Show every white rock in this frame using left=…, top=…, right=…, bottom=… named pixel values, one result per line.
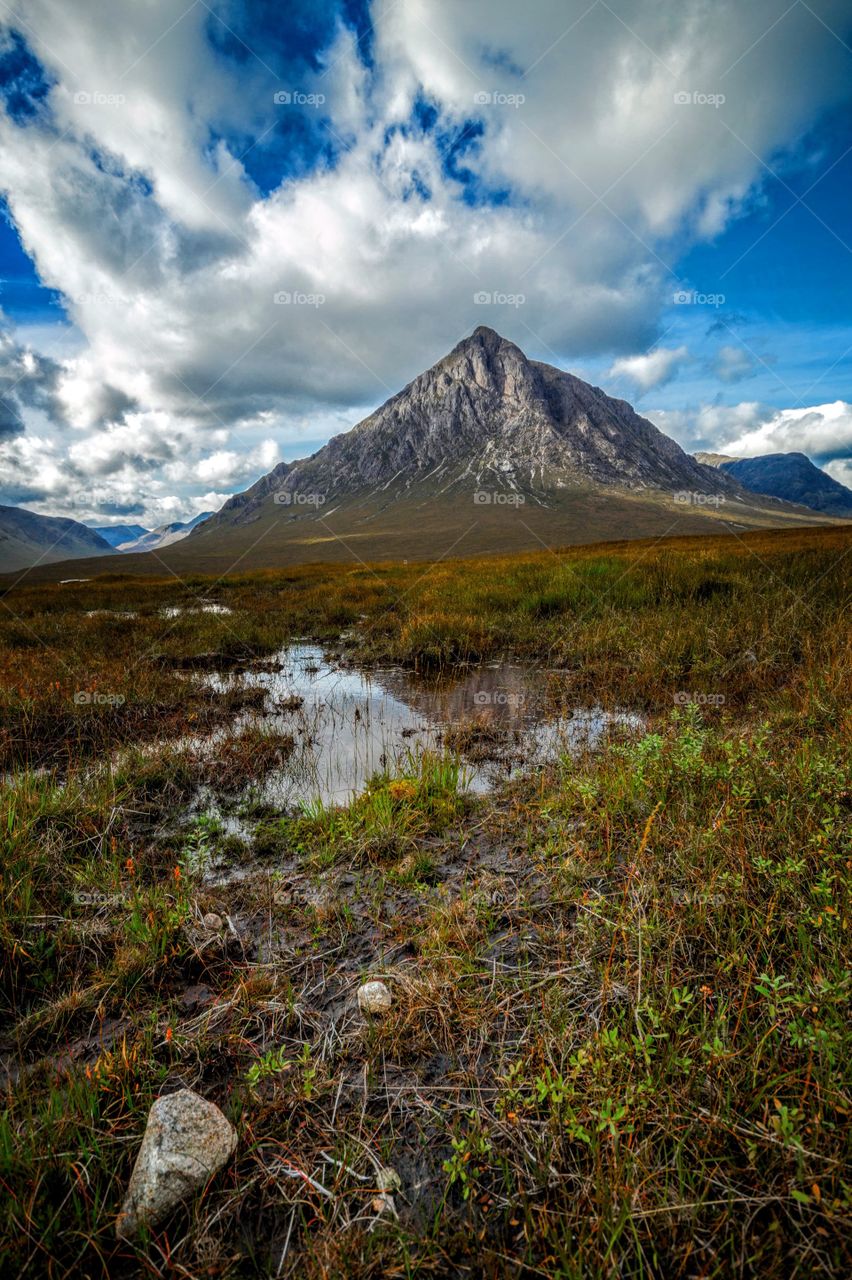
left=116, top=1089, right=237, bottom=1238
left=357, top=980, right=392, bottom=1016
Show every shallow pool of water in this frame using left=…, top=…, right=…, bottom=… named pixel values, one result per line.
left=161, top=602, right=232, bottom=617
left=200, top=644, right=642, bottom=808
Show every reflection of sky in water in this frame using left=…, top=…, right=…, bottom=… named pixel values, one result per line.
left=161, top=603, right=232, bottom=617
left=204, top=644, right=643, bottom=808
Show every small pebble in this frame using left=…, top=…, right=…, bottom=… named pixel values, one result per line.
left=357, top=980, right=392, bottom=1015
left=202, top=912, right=223, bottom=931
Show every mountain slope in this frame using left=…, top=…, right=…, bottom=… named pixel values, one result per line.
left=89, top=524, right=150, bottom=548
left=694, top=452, right=738, bottom=468
left=117, top=512, right=214, bottom=553
left=6, top=329, right=838, bottom=582
left=202, top=326, right=732, bottom=536
left=181, top=326, right=830, bottom=570
left=698, top=451, right=852, bottom=518
left=0, top=505, right=115, bottom=573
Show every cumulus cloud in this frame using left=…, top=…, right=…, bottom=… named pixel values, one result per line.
left=0, top=0, right=850, bottom=518
left=722, top=401, right=852, bottom=460
left=610, top=345, right=690, bottom=391
left=650, top=399, right=852, bottom=473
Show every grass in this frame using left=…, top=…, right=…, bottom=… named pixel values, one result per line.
left=0, top=524, right=849, bottom=1277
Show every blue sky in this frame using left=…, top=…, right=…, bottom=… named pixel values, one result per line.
left=1, top=0, right=851, bottom=524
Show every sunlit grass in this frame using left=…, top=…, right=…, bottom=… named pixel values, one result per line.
left=0, top=525, right=849, bottom=1276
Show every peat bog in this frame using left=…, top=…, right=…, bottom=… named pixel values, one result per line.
left=1, top=525, right=850, bottom=1277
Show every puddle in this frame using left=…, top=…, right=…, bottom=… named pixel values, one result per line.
left=84, top=609, right=139, bottom=619
left=198, top=644, right=642, bottom=809
left=161, top=602, right=232, bottom=617
left=78, top=603, right=228, bottom=620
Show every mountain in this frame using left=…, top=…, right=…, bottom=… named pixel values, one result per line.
left=117, top=512, right=214, bottom=553
left=89, top=523, right=150, bottom=548
left=5, top=329, right=837, bottom=581
left=202, top=326, right=732, bottom=536
left=694, top=452, right=738, bottom=468
left=186, top=326, right=830, bottom=565
left=696, top=451, right=852, bottom=518
left=0, top=505, right=115, bottom=573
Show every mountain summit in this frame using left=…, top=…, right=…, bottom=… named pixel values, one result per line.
left=12, top=329, right=835, bottom=580
left=204, top=326, right=726, bottom=530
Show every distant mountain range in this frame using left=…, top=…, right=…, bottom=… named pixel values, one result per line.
left=2, top=328, right=845, bottom=579
left=0, top=505, right=114, bottom=573
left=115, top=513, right=214, bottom=553
left=0, top=509, right=216, bottom=572
left=89, top=524, right=150, bottom=548
left=696, top=451, right=852, bottom=518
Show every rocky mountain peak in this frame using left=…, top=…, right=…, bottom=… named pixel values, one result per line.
left=200, top=327, right=732, bottom=533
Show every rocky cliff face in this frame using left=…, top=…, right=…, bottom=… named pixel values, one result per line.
left=200, top=327, right=731, bottom=532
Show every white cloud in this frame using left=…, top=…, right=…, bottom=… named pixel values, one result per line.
left=0, top=0, right=850, bottom=517
left=650, top=399, right=852, bottom=469
left=824, top=458, right=852, bottom=489
left=722, top=400, right=852, bottom=459
left=610, top=345, right=689, bottom=391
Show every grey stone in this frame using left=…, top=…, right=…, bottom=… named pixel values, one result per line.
left=116, top=1089, right=236, bottom=1238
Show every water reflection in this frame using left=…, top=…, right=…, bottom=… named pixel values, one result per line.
left=202, top=644, right=642, bottom=808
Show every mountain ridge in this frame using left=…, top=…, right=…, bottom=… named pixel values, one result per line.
left=118, top=512, right=214, bottom=553
left=0, top=505, right=116, bottom=573
left=696, top=450, right=852, bottom=518
left=89, top=524, right=150, bottom=548
left=198, top=327, right=734, bottom=535
left=2, top=329, right=839, bottom=581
